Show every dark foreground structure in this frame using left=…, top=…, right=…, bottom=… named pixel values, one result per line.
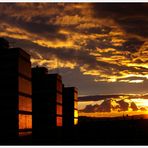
left=30, top=117, right=148, bottom=145
left=15, top=116, right=148, bottom=145
left=32, top=67, right=63, bottom=139
left=0, top=38, right=32, bottom=142
left=63, top=87, right=78, bottom=127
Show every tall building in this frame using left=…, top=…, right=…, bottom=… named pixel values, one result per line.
left=32, top=67, right=63, bottom=136
left=47, top=74, right=63, bottom=127
left=63, top=87, right=78, bottom=127
left=0, top=38, right=32, bottom=139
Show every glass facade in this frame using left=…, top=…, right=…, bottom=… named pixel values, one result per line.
left=19, top=114, right=32, bottom=129
left=0, top=42, right=32, bottom=138
left=74, top=101, right=78, bottom=110
left=56, top=76, right=63, bottom=127
left=32, top=71, right=63, bottom=132
left=19, top=95, right=32, bottom=112
left=18, top=56, right=31, bottom=78
left=57, top=93, right=62, bottom=104
left=57, top=104, right=62, bottom=115
left=56, top=116, right=62, bottom=127
left=19, top=76, right=32, bottom=95
left=18, top=52, right=32, bottom=136
left=57, top=78, right=62, bottom=92
left=74, top=109, right=78, bottom=118
left=74, top=118, right=78, bottom=125
left=74, top=89, right=78, bottom=125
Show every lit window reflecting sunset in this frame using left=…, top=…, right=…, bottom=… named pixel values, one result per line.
left=57, top=104, right=62, bottom=115
left=74, top=110, right=78, bottom=118
left=19, top=114, right=32, bottom=129
left=56, top=116, right=62, bottom=127
left=19, top=77, right=32, bottom=95
left=74, top=118, right=78, bottom=125
left=19, top=96, right=32, bottom=112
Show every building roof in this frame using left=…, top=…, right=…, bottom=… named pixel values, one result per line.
left=64, top=87, right=78, bottom=92
left=0, top=38, right=9, bottom=49
left=32, top=66, right=48, bottom=76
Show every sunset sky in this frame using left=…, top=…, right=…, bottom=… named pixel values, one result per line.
left=0, top=3, right=148, bottom=96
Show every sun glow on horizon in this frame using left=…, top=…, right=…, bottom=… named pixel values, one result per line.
left=79, top=110, right=148, bottom=119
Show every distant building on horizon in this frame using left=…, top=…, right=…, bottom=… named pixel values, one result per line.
left=63, top=87, right=78, bottom=127
left=32, top=67, right=63, bottom=136
left=0, top=38, right=32, bottom=139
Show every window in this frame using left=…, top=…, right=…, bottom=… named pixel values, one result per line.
left=18, top=57, right=31, bottom=78
left=19, top=114, right=32, bottom=129
left=74, top=109, right=78, bottom=118
left=74, top=118, right=78, bottom=125
left=57, top=104, right=62, bottom=115
left=57, top=93, right=62, bottom=104
left=57, top=80, right=62, bottom=92
left=19, top=76, right=31, bottom=95
left=56, top=116, right=62, bottom=127
left=74, top=92, right=78, bottom=101
left=19, top=95, right=32, bottom=112
left=74, top=101, right=78, bottom=109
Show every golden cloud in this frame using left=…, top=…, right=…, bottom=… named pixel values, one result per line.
left=0, top=3, right=147, bottom=87
left=31, top=57, right=77, bottom=70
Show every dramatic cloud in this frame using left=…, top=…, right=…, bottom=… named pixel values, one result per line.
left=79, top=95, right=148, bottom=118
left=0, top=3, right=147, bottom=95
left=78, top=94, right=148, bottom=113
left=80, top=98, right=133, bottom=113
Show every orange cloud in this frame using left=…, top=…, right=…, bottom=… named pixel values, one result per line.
left=0, top=3, right=147, bottom=89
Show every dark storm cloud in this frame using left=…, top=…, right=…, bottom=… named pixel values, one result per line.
left=79, top=26, right=112, bottom=35
left=85, top=37, right=112, bottom=50
left=118, top=38, right=144, bottom=53
left=6, top=37, right=97, bottom=65
left=0, top=12, right=67, bottom=42
left=6, top=36, right=147, bottom=84
left=7, top=38, right=115, bottom=73
left=0, top=3, right=147, bottom=95
left=92, top=3, right=148, bottom=39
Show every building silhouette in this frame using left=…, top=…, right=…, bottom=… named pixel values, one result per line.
left=63, top=87, right=78, bottom=127
left=0, top=38, right=9, bottom=49
left=32, top=67, right=63, bottom=136
left=0, top=38, right=32, bottom=140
